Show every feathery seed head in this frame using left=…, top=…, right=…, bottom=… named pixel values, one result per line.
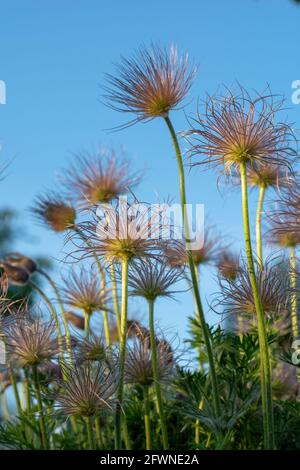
left=4, top=317, right=59, bottom=367
left=187, top=87, right=296, bottom=173
left=104, top=44, right=195, bottom=124
left=32, top=193, right=76, bottom=232
left=217, top=258, right=289, bottom=319
left=54, top=363, right=118, bottom=417
left=124, top=337, right=173, bottom=387
left=127, top=258, right=184, bottom=301
left=64, top=150, right=140, bottom=206
left=61, top=267, right=110, bottom=316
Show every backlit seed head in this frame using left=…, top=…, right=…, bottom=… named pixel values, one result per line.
left=74, top=201, right=162, bottom=263
left=64, top=150, right=140, bottom=206
left=217, top=251, right=240, bottom=281
left=127, top=258, right=184, bottom=301
left=32, top=193, right=76, bottom=232
left=4, top=252, right=37, bottom=274
left=163, top=227, right=222, bottom=268
left=54, top=363, right=118, bottom=417
left=4, top=317, right=59, bottom=368
left=61, top=267, right=110, bottom=316
left=187, top=86, right=296, bottom=174
left=247, top=163, right=292, bottom=190
left=268, top=217, right=300, bottom=248
left=75, top=333, right=106, bottom=364
left=124, top=337, right=174, bottom=387
left=216, top=258, right=289, bottom=320
left=104, top=44, right=195, bottom=125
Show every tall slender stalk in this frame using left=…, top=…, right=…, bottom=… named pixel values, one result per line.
left=95, top=418, right=104, bottom=449
left=85, top=416, right=95, bottom=450
left=148, top=298, right=169, bottom=449
left=9, top=367, right=22, bottom=416
left=143, top=386, right=151, bottom=450
left=240, top=161, right=274, bottom=449
left=164, top=115, right=220, bottom=418
left=32, top=365, right=49, bottom=450
left=115, top=257, right=129, bottom=449
left=290, top=246, right=299, bottom=339
left=110, top=262, right=121, bottom=338
left=256, top=185, right=266, bottom=270
left=84, top=311, right=91, bottom=337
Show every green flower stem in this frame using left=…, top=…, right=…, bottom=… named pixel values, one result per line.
left=195, top=399, right=204, bottom=447
left=290, top=246, right=299, bottom=339
left=85, top=416, right=96, bottom=450
left=256, top=185, right=266, bottom=270
left=122, top=416, right=132, bottom=450
left=84, top=311, right=91, bottom=337
left=164, top=115, right=220, bottom=418
left=1, top=392, right=9, bottom=420
left=143, top=386, right=151, bottom=450
left=110, top=263, right=121, bottom=338
left=24, top=368, right=31, bottom=413
left=9, top=367, right=22, bottom=416
left=32, top=365, right=49, bottom=450
left=148, top=298, right=169, bottom=450
left=240, top=161, right=274, bottom=449
left=37, top=270, right=73, bottom=365
left=95, top=418, right=104, bottom=449
left=115, top=257, right=129, bottom=449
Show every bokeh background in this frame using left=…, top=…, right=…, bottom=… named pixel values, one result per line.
left=0, top=0, right=299, bottom=339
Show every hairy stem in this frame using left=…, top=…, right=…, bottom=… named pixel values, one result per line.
left=95, top=418, right=104, bottom=449
left=290, top=246, right=299, bottom=339
left=115, top=257, right=129, bottom=449
left=110, top=262, right=121, bottom=339
left=164, top=115, right=220, bottom=418
left=256, top=185, right=266, bottom=270
left=85, top=416, right=95, bottom=450
left=148, top=298, right=169, bottom=449
left=240, top=161, right=274, bottom=449
left=33, top=365, right=49, bottom=450
left=143, top=385, right=151, bottom=450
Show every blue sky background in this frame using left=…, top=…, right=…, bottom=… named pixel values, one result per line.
left=0, top=0, right=299, bottom=341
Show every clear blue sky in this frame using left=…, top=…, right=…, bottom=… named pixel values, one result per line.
left=0, top=0, right=299, bottom=339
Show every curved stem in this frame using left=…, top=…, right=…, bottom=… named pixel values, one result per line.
left=115, top=257, right=129, bottom=449
left=290, top=246, right=298, bottom=339
left=256, top=185, right=266, bottom=270
left=148, top=298, right=169, bottom=450
left=240, top=161, right=274, bottom=449
left=164, top=115, right=220, bottom=418
left=143, top=386, right=151, bottom=450
left=32, top=365, right=49, bottom=450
